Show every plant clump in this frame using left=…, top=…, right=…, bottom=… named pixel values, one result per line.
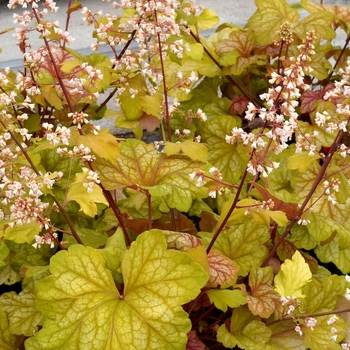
left=1, top=0, right=350, bottom=349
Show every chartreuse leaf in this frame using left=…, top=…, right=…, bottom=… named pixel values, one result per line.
left=66, top=172, right=108, bottom=217
left=119, top=75, right=147, bottom=121
left=0, top=287, right=42, bottom=336
left=198, top=115, right=249, bottom=183
left=27, top=231, right=208, bottom=350
left=163, top=140, right=208, bottom=162
left=196, top=8, right=219, bottom=30
left=302, top=275, right=346, bottom=313
left=314, top=234, right=350, bottom=274
left=301, top=0, right=350, bottom=28
left=303, top=315, right=347, bottom=350
left=4, top=221, right=42, bottom=245
left=139, top=92, right=163, bottom=119
left=287, top=152, right=321, bottom=173
left=71, top=128, right=120, bottom=163
left=274, top=251, right=312, bottom=299
left=206, top=289, right=246, bottom=312
left=97, top=228, right=126, bottom=285
left=268, top=320, right=308, bottom=350
left=0, top=241, right=10, bottom=271
left=213, top=219, right=270, bottom=276
left=306, top=212, right=350, bottom=244
left=247, top=267, right=282, bottom=318
left=217, top=305, right=272, bottom=350
left=0, top=309, right=16, bottom=350
left=188, top=43, right=204, bottom=61
left=294, top=11, right=335, bottom=41
left=95, top=139, right=207, bottom=212
left=215, top=29, right=265, bottom=75
left=247, top=0, right=299, bottom=45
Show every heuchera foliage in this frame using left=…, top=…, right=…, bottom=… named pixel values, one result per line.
left=1, top=0, right=350, bottom=349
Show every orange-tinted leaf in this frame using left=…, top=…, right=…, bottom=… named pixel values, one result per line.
left=163, top=230, right=202, bottom=251
left=253, top=183, right=298, bottom=220
left=154, top=215, right=198, bottom=236
left=95, top=139, right=207, bottom=212
left=301, top=0, right=350, bottom=26
left=207, top=250, right=239, bottom=288
left=124, top=218, right=149, bottom=235
left=216, top=30, right=255, bottom=58
left=199, top=211, right=217, bottom=232
left=300, top=90, right=321, bottom=114
left=230, top=95, right=250, bottom=115
left=139, top=113, right=161, bottom=132
left=67, top=0, right=82, bottom=15
left=0, top=28, right=14, bottom=36
left=247, top=267, right=282, bottom=318
left=276, top=239, right=297, bottom=261
left=41, top=46, right=76, bottom=78
left=186, top=331, right=208, bottom=350
left=247, top=0, right=299, bottom=45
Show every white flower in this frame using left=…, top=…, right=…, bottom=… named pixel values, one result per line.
left=295, top=325, right=303, bottom=336
left=345, top=288, right=350, bottom=300
left=327, top=315, right=338, bottom=325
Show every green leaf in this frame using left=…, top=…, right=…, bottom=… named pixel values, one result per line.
left=206, top=289, right=246, bottom=312
left=247, top=0, right=299, bottom=45
left=163, top=140, right=208, bottom=162
left=213, top=219, right=270, bottom=276
left=274, top=250, right=312, bottom=298
left=27, top=231, right=208, bottom=349
left=0, top=309, right=16, bottom=350
left=66, top=172, right=108, bottom=217
left=198, top=115, right=248, bottom=183
left=247, top=267, right=282, bottom=318
left=95, top=139, right=207, bottom=212
left=196, top=8, right=219, bottom=30
left=4, top=222, right=42, bottom=245
left=0, top=287, right=42, bottom=336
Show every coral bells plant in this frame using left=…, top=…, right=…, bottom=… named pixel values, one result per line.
left=3, top=0, right=350, bottom=349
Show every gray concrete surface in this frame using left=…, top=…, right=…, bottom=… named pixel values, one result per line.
left=0, top=0, right=299, bottom=68
left=0, top=0, right=348, bottom=67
